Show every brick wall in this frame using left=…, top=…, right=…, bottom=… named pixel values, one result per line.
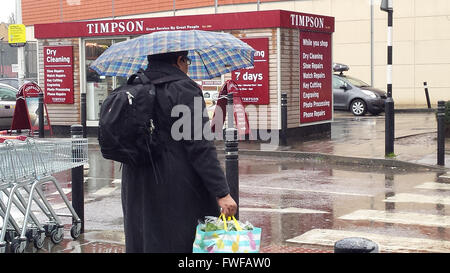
left=22, top=0, right=282, bottom=25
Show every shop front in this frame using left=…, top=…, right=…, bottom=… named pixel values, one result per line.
left=34, top=9, right=334, bottom=139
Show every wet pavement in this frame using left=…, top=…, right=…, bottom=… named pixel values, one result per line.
left=5, top=110, right=450, bottom=253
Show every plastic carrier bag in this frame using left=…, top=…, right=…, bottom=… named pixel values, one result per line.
left=192, top=214, right=261, bottom=253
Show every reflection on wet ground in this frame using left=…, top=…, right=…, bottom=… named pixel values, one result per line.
left=10, top=146, right=447, bottom=253
left=5, top=112, right=450, bottom=253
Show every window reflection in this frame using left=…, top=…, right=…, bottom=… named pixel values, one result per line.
left=85, top=39, right=126, bottom=121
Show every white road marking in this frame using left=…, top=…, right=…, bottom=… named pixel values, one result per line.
left=415, top=182, right=450, bottom=191
left=384, top=193, right=450, bottom=205
left=49, top=188, right=72, bottom=196
left=287, top=229, right=450, bottom=253
left=339, top=209, right=450, bottom=227
left=92, top=186, right=117, bottom=196
left=111, top=179, right=121, bottom=184
left=240, top=185, right=373, bottom=197
left=240, top=207, right=328, bottom=214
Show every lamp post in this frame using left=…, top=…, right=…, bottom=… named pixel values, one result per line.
left=381, top=0, right=394, bottom=156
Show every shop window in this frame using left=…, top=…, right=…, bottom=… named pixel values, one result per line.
left=85, top=38, right=127, bottom=121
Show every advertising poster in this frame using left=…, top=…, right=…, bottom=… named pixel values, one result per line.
left=231, top=38, right=269, bottom=105
left=299, top=31, right=332, bottom=124
left=25, top=97, right=49, bottom=127
left=43, top=46, right=74, bottom=104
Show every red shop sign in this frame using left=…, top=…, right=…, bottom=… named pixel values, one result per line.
left=299, top=31, right=332, bottom=124
left=231, top=38, right=270, bottom=105
left=43, top=46, right=74, bottom=104
left=34, top=10, right=334, bottom=39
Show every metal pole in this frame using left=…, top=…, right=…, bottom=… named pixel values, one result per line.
left=424, top=82, right=431, bottom=109
left=370, top=0, right=374, bottom=86
left=38, top=92, right=44, bottom=138
left=81, top=93, right=87, bottom=138
left=385, top=1, right=395, bottom=156
left=71, top=125, right=84, bottom=233
left=15, top=0, right=25, bottom=88
left=437, top=101, right=445, bottom=166
left=225, top=93, right=239, bottom=219
left=280, top=92, right=288, bottom=146
left=173, top=0, right=176, bottom=16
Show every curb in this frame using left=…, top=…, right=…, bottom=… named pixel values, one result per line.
left=217, top=148, right=447, bottom=172
left=394, top=108, right=435, bottom=113
left=87, top=138, right=446, bottom=172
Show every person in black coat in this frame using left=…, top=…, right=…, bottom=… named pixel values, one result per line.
left=121, top=51, right=237, bottom=253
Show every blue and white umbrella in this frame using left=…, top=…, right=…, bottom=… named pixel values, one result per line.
left=89, top=30, right=256, bottom=79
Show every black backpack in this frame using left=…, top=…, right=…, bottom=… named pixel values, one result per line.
left=98, top=69, right=167, bottom=168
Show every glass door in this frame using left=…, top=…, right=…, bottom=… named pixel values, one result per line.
left=84, top=38, right=127, bottom=121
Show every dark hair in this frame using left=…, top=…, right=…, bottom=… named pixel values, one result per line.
left=147, top=51, right=189, bottom=65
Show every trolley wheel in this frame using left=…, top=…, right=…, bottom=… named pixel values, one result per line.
left=33, top=231, right=45, bottom=250
left=11, top=238, right=26, bottom=253
left=50, top=228, right=64, bottom=244
left=0, top=243, right=6, bottom=253
left=70, top=223, right=81, bottom=239
left=44, top=223, right=56, bottom=237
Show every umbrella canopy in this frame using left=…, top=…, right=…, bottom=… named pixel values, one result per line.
left=89, top=30, right=256, bottom=79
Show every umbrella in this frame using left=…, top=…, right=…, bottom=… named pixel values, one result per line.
left=89, top=30, right=256, bottom=79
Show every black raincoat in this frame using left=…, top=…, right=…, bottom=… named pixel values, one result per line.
left=121, top=61, right=230, bottom=253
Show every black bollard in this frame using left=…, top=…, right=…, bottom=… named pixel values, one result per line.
left=334, top=237, right=379, bottom=253
left=437, top=101, right=445, bottom=166
left=225, top=92, right=239, bottom=219
left=280, top=92, right=288, bottom=146
left=71, top=125, right=84, bottom=234
left=424, top=82, right=431, bottom=109
left=385, top=97, right=395, bottom=156
left=38, top=92, right=44, bottom=138
left=81, top=93, right=87, bottom=138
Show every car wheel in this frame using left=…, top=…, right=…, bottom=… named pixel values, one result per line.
left=350, top=99, right=367, bottom=116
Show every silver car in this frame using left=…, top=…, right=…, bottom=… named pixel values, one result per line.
left=332, top=63, right=387, bottom=116
left=0, top=83, right=17, bottom=129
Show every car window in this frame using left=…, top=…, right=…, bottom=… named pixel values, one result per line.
left=342, top=75, right=370, bottom=87
left=0, top=87, right=17, bottom=101
left=332, top=75, right=347, bottom=89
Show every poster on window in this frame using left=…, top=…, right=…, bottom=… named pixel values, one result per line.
left=299, top=31, right=332, bottom=124
left=43, top=46, right=74, bottom=104
left=231, top=38, right=269, bottom=105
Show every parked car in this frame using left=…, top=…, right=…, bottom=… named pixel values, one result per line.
left=0, top=78, right=37, bottom=90
left=0, top=83, right=18, bottom=129
left=332, top=63, right=387, bottom=116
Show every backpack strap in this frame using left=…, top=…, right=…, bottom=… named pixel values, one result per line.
left=127, top=69, right=151, bottom=85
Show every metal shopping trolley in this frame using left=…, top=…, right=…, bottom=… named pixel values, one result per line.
left=0, top=136, right=88, bottom=253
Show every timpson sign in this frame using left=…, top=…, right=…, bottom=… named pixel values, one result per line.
left=34, top=10, right=334, bottom=39
left=86, top=21, right=144, bottom=34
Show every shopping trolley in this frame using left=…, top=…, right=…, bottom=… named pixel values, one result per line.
left=0, top=136, right=88, bottom=253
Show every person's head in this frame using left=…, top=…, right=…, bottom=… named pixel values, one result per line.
left=147, top=51, right=191, bottom=74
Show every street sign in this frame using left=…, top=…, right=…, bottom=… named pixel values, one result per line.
left=8, top=24, right=26, bottom=47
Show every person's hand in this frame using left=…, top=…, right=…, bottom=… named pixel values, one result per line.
left=217, top=194, right=237, bottom=217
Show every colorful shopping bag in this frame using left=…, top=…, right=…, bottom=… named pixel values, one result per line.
left=192, top=214, right=261, bottom=253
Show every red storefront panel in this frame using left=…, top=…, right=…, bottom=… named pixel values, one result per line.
left=299, top=31, right=332, bottom=124
left=43, top=46, right=74, bottom=104
left=231, top=38, right=269, bottom=105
